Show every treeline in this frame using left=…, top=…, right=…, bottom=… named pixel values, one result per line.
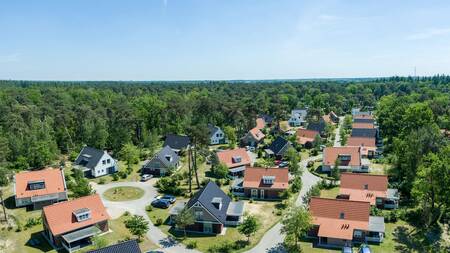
left=0, top=77, right=448, bottom=172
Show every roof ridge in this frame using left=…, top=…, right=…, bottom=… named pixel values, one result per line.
left=43, top=194, right=100, bottom=210
left=310, top=196, right=372, bottom=204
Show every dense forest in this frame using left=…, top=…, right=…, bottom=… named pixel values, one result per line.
left=0, top=77, right=448, bottom=171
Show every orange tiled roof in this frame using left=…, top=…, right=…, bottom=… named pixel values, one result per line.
left=353, top=114, right=373, bottom=120
left=340, top=173, right=388, bottom=205
left=347, top=137, right=376, bottom=147
left=217, top=148, right=251, bottom=168
left=15, top=168, right=66, bottom=199
left=249, top=128, right=265, bottom=141
left=352, top=122, right=374, bottom=129
left=322, top=115, right=332, bottom=124
left=43, top=194, right=109, bottom=236
left=255, top=118, right=266, bottom=129
left=323, top=146, right=361, bottom=166
left=310, top=197, right=370, bottom=240
left=243, top=167, right=289, bottom=189
left=296, top=129, right=319, bottom=145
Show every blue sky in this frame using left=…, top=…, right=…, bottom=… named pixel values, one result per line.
left=1, top=0, right=450, bottom=80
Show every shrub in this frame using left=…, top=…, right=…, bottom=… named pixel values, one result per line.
left=126, top=166, right=133, bottom=175
left=249, top=198, right=253, bottom=203
left=208, top=241, right=234, bottom=253
left=111, top=173, right=119, bottom=181
left=98, top=178, right=106, bottom=185
left=124, top=211, right=130, bottom=216
left=145, top=205, right=153, bottom=212
left=24, top=217, right=42, bottom=228
left=186, top=240, right=198, bottom=249
left=118, top=170, right=128, bottom=179
left=155, top=218, right=163, bottom=226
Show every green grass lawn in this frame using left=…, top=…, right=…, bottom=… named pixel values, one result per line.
left=103, top=186, right=145, bottom=201
left=319, top=187, right=340, bottom=199
left=147, top=199, right=284, bottom=253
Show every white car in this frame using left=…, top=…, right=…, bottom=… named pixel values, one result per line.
left=141, top=174, right=153, bottom=181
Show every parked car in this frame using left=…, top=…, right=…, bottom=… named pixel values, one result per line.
left=342, top=246, right=353, bottom=253
left=248, top=146, right=255, bottom=152
left=358, top=244, right=371, bottom=253
left=279, top=161, right=289, bottom=168
left=156, top=195, right=176, bottom=204
left=141, top=174, right=153, bottom=181
left=151, top=199, right=171, bottom=209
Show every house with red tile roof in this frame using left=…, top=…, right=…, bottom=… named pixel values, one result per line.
left=241, top=167, right=289, bottom=199
left=338, top=173, right=399, bottom=209
left=241, top=118, right=266, bottom=147
left=42, top=194, right=110, bottom=252
left=352, top=122, right=374, bottom=129
left=347, top=137, right=377, bottom=158
left=296, top=129, right=320, bottom=148
left=322, top=146, right=366, bottom=172
left=216, top=148, right=252, bottom=177
left=14, top=168, right=67, bottom=210
left=308, top=197, right=385, bottom=247
left=322, top=111, right=339, bottom=125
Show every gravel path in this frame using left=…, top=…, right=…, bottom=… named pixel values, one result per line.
left=92, top=180, right=200, bottom=253
left=334, top=116, right=345, bottom=147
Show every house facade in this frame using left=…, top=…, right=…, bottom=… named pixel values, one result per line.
left=241, top=167, right=289, bottom=199
left=216, top=148, right=252, bottom=177
left=308, top=197, right=385, bottom=248
left=208, top=125, right=226, bottom=145
left=322, top=146, right=366, bottom=172
left=338, top=173, right=399, bottom=209
left=169, top=181, right=244, bottom=234
left=264, top=136, right=291, bottom=159
left=74, top=147, right=118, bottom=178
left=141, top=145, right=180, bottom=176
left=241, top=128, right=265, bottom=147
left=14, top=168, right=68, bottom=209
left=288, top=109, right=308, bottom=127
left=42, top=194, right=110, bottom=253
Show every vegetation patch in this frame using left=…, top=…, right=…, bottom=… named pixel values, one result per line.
left=103, top=186, right=144, bottom=201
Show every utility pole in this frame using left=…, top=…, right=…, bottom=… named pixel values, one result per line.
left=0, top=190, right=7, bottom=223
left=188, top=146, right=192, bottom=193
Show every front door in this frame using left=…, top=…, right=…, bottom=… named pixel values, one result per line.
left=251, top=189, right=258, bottom=198
left=204, top=223, right=213, bottom=233
left=260, top=189, right=265, bottom=199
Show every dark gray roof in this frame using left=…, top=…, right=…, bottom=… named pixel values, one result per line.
left=267, top=136, right=290, bottom=156
left=74, top=146, right=105, bottom=169
left=87, top=240, right=141, bottom=253
left=146, top=145, right=180, bottom=168
left=353, top=118, right=375, bottom=124
left=351, top=128, right=377, bottom=138
left=307, top=120, right=327, bottom=134
left=208, top=124, right=221, bottom=138
left=186, top=181, right=231, bottom=224
left=163, top=134, right=190, bottom=150
left=260, top=114, right=274, bottom=124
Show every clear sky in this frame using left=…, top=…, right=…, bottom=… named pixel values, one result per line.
left=1, top=0, right=450, bottom=80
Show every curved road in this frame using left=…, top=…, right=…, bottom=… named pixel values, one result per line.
left=244, top=155, right=322, bottom=253
left=92, top=181, right=200, bottom=253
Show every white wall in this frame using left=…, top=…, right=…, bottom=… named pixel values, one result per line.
left=92, top=152, right=117, bottom=177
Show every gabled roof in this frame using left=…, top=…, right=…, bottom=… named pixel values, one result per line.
left=323, top=146, right=361, bottom=166
left=243, top=167, right=289, bottom=189
left=43, top=194, right=109, bottom=236
left=15, top=168, right=66, bottom=198
left=353, top=118, right=375, bottom=124
left=351, top=128, right=377, bottom=138
left=163, top=134, right=190, bottom=150
left=249, top=128, right=265, bottom=141
left=352, top=122, right=374, bottom=129
left=353, top=114, right=374, bottom=120
left=216, top=148, right=251, bottom=168
left=309, top=197, right=370, bottom=240
left=255, top=118, right=266, bottom=129
left=74, top=146, right=106, bottom=169
left=267, top=136, right=290, bottom=156
left=259, top=114, right=274, bottom=124
left=186, top=181, right=232, bottom=224
left=307, top=120, right=327, bottom=134
left=208, top=124, right=222, bottom=138
left=296, top=129, right=320, bottom=145
left=87, top=240, right=141, bottom=253
left=339, top=173, right=388, bottom=204
left=146, top=145, right=180, bottom=168
left=347, top=137, right=376, bottom=148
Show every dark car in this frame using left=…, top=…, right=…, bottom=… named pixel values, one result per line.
left=358, top=244, right=371, bottom=253
left=156, top=195, right=176, bottom=204
left=151, top=199, right=171, bottom=209
left=279, top=161, right=289, bottom=168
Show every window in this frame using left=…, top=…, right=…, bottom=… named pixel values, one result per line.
left=102, top=160, right=106, bottom=165
left=262, top=176, right=275, bottom=185
left=195, top=211, right=203, bottom=220
left=28, top=180, right=45, bottom=190
left=107, top=159, right=111, bottom=164
left=364, top=184, right=369, bottom=190
left=339, top=212, right=345, bottom=219
left=232, top=156, right=242, bottom=163
left=74, top=208, right=91, bottom=222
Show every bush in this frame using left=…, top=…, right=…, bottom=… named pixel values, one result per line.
left=155, top=218, right=163, bottom=226
left=145, top=205, right=153, bottom=212
left=124, top=211, right=130, bottom=216
left=186, top=240, right=198, bottom=249
left=126, top=166, right=133, bottom=175
left=98, top=178, right=106, bottom=185
left=24, top=217, right=42, bottom=229
left=118, top=170, right=128, bottom=179
left=208, top=241, right=234, bottom=253
left=111, top=173, right=119, bottom=181
left=156, top=177, right=183, bottom=195
left=384, top=210, right=399, bottom=223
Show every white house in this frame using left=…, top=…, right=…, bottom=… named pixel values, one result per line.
left=74, top=146, right=118, bottom=178
left=208, top=125, right=226, bottom=145
left=288, top=109, right=308, bottom=127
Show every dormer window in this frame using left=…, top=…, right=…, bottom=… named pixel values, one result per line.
left=165, top=155, right=172, bottom=162
left=211, top=197, right=223, bottom=210
left=262, top=176, right=275, bottom=185
left=340, top=212, right=345, bottom=219
left=73, top=208, right=91, bottom=222
left=364, top=184, right=369, bottom=190
left=338, top=154, right=351, bottom=161
left=28, top=180, right=45, bottom=190
left=232, top=156, right=242, bottom=163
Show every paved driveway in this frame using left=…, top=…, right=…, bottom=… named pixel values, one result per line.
left=92, top=180, right=200, bottom=253
left=244, top=155, right=322, bottom=253
left=334, top=116, right=345, bottom=147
